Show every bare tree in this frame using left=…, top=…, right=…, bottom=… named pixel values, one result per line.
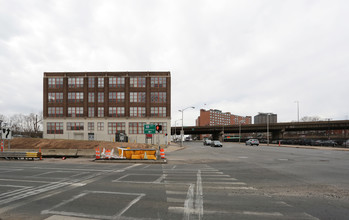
left=301, top=116, right=321, bottom=122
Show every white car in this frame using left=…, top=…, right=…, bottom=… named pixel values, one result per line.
left=245, top=139, right=259, bottom=146
left=203, top=139, right=212, bottom=146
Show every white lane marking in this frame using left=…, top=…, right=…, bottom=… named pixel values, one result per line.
left=45, top=215, right=96, bottom=220
left=166, top=191, right=187, bottom=195
left=171, top=165, right=177, bottom=170
left=167, top=197, right=185, bottom=203
left=208, top=186, right=256, bottom=190
left=141, top=165, right=151, bottom=169
left=243, top=211, right=283, bottom=217
left=0, top=184, right=30, bottom=188
left=196, top=170, right=203, bottom=220
left=0, top=169, right=23, bottom=173
left=154, top=174, right=167, bottom=183
left=183, top=184, right=194, bottom=220
left=238, top=156, right=248, bottom=159
left=0, top=164, right=137, bottom=214
left=203, top=182, right=246, bottom=185
left=114, top=193, right=145, bottom=217
left=278, top=159, right=289, bottom=161
left=202, top=177, right=237, bottom=181
left=42, top=191, right=145, bottom=220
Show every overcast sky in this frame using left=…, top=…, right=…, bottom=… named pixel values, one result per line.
left=1, top=0, right=348, bottom=125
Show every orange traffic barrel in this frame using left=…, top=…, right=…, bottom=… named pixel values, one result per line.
left=95, top=148, right=100, bottom=159
left=160, top=148, right=165, bottom=159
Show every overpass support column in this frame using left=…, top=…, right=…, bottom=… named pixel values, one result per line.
left=212, top=131, right=222, bottom=141
left=272, top=129, right=284, bottom=140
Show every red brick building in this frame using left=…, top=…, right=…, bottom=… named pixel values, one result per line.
left=196, top=109, right=252, bottom=139
left=43, top=71, right=171, bottom=144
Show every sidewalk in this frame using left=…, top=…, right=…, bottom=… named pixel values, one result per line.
left=260, top=143, right=349, bottom=151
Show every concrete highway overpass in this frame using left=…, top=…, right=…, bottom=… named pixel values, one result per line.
left=171, top=120, right=349, bottom=140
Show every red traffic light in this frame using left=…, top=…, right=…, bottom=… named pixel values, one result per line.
left=156, top=125, right=162, bottom=132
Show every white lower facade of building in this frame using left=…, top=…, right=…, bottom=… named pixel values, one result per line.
left=43, top=118, right=171, bottom=145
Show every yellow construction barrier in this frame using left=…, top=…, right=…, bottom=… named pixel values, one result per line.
left=118, top=147, right=157, bottom=160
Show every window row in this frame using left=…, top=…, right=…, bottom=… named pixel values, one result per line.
left=48, top=92, right=166, bottom=104
left=49, top=107, right=166, bottom=118
left=47, top=122, right=167, bottom=134
left=49, top=77, right=167, bottom=89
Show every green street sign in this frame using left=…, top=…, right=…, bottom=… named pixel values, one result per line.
left=144, top=124, right=156, bottom=134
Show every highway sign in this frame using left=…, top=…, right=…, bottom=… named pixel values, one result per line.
left=1, top=128, right=12, bottom=140
left=144, top=124, right=156, bottom=134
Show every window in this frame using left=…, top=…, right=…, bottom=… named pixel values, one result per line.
left=68, top=77, right=84, bottom=88
left=68, top=107, right=84, bottom=117
left=117, top=77, right=125, bottom=88
left=67, top=122, right=84, bottom=130
left=150, top=122, right=167, bottom=134
left=98, top=92, right=104, bottom=103
left=98, top=77, right=104, bottom=88
left=68, top=92, right=84, bottom=103
left=97, top=122, right=104, bottom=131
left=98, top=107, right=104, bottom=117
left=48, top=78, right=63, bottom=89
left=109, top=92, right=116, bottom=103
left=88, top=77, right=95, bottom=88
left=109, top=92, right=125, bottom=103
left=109, top=107, right=125, bottom=117
left=88, top=122, right=94, bottom=131
left=88, top=107, right=94, bottom=117
left=151, top=107, right=166, bottom=117
left=130, top=77, right=146, bottom=88
left=151, top=92, right=166, bottom=103
left=48, top=107, right=63, bottom=117
left=130, top=107, right=146, bottom=117
left=48, top=93, right=63, bottom=103
left=109, top=77, right=124, bottom=88
left=129, top=122, right=145, bottom=134
left=88, top=92, right=95, bottom=103
left=151, top=77, right=166, bottom=88
left=130, top=92, right=146, bottom=103
left=108, top=122, right=125, bottom=134
left=47, top=122, right=63, bottom=134
left=117, top=92, right=125, bottom=102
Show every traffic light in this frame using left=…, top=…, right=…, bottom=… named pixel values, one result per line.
left=156, top=125, right=162, bottom=132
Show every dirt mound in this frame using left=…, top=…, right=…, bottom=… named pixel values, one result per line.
left=5, top=138, right=153, bottom=149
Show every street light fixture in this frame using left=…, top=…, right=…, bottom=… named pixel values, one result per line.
left=179, top=106, right=195, bottom=147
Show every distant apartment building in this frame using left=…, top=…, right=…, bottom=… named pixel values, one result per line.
left=254, top=112, right=277, bottom=124
left=195, top=109, right=251, bottom=139
left=196, top=109, right=252, bottom=126
left=43, top=71, right=171, bottom=144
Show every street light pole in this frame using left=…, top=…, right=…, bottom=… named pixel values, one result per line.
left=179, top=106, right=195, bottom=147
left=267, top=113, right=270, bottom=146
left=295, top=101, right=299, bottom=122
left=174, top=119, right=182, bottom=142
left=239, top=120, right=245, bottom=144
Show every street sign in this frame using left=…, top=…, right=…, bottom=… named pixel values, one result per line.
left=1, top=128, right=12, bottom=140
left=144, top=124, right=156, bottom=134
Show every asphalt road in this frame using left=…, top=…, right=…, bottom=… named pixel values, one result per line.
left=0, top=142, right=348, bottom=220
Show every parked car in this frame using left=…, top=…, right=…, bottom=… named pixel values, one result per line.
left=211, top=140, right=223, bottom=147
left=203, top=139, right=212, bottom=146
left=322, top=140, right=338, bottom=147
left=245, top=139, right=259, bottom=146
left=343, top=140, right=349, bottom=147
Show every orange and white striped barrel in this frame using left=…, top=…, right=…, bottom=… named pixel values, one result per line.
left=160, top=148, right=165, bottom=159
left=95, top=148, right=100, bottom=159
